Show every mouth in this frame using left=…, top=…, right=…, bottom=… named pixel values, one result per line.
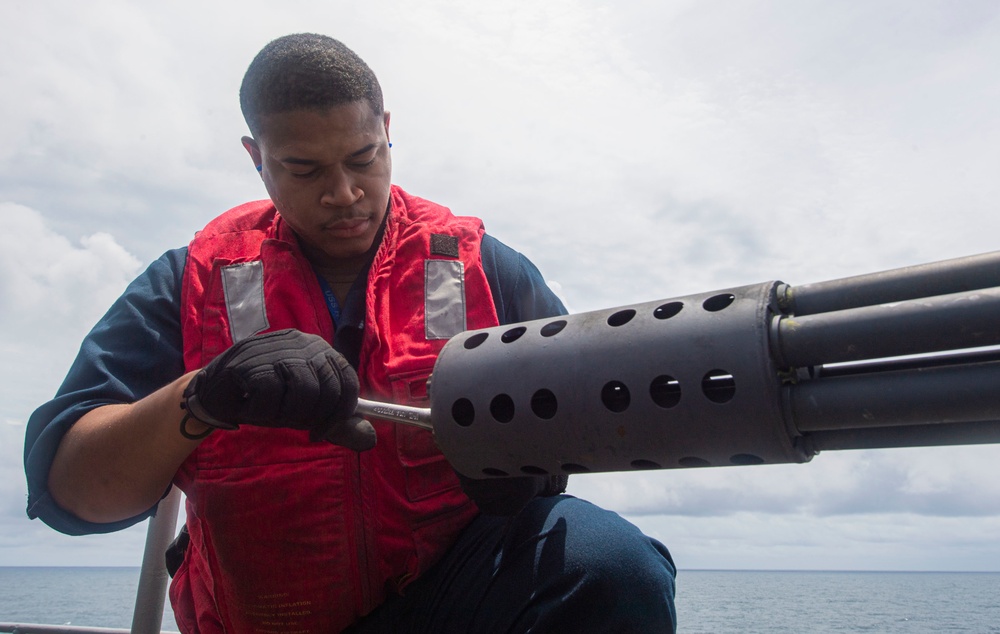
left=324, top=216, right=372, bottom=239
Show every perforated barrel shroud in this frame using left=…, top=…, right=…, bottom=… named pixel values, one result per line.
left=430, top=281, right=813, bottom=479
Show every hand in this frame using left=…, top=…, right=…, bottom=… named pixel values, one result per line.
left=182, top=328, right=376, bottom=451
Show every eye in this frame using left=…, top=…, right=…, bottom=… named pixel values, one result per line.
left=289, top=169, right=319, bottom=180
left=349, top=156, right=378, bottom=170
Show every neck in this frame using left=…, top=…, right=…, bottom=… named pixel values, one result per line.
left=312, top=255, right=366, bottom=306
left=299, top=238, right=368, bottom=278
left=312, top=259, right=365, bottom=283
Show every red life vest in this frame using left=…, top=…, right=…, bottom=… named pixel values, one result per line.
left=169, top=186, right=499, bottom=633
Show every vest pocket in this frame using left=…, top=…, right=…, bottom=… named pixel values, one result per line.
left=389, top=368, right=461, bottom=502
left=190, top=455, right=356, bottom=632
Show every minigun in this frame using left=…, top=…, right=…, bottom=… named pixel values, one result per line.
left=357, top=251, right=1000, bottom=479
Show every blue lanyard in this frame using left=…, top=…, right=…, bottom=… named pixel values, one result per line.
left=315, top=274, right=342, bottom=326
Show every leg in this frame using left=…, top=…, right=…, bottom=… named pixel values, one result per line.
left=348, top=495, right=677, bottom=633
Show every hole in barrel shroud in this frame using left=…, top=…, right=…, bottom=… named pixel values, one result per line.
left=540, top=320, right=567, bottom=337
left=650, top=375, right=681, bottom=408
left=601, top=381, right=631, bottom=412
left=702, top=293, right=735, bottom=312
left=607, top=309, right=636, bottom=327
left=501, top=326, right=527, bottom=343
left=490, top=394, right=515, bottom=423
left=654, top=302, right=684, bottom=320
left=702, top=370, right=735, bottom=403
left=452, top=398, right=475, bottom=426
left=531, top=389, right=558, bottom=419
left=463, top=332, right=489, bottom=349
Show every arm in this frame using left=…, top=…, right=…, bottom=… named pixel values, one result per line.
left=25, top=248, right=192, bottom=533
left=47, top=370, right=205, bottom=524
left=26, top=248, right=370, bottom=531
left=50, top=330, right=372, bottom=524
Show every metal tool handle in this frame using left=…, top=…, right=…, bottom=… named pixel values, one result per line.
left=355, top=397, right=434, bottom=431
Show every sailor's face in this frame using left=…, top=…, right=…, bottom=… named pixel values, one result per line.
left=244, top=102, right=392, bottom=265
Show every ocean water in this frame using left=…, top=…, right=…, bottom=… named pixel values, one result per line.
left=1, top=567, right=999, bottom=632
left=677, top=570, right=1000, bottom=633
left=0, top=567, right=178, bottom=632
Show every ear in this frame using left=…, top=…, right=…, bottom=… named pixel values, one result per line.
left=383, top=111, right=391, bottom=145
left=241, top=136, right=263, bottom=171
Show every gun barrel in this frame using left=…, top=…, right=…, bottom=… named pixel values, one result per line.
left=789, top=360, right=1000, bottom=432
left=773, top=287, right=1000, bottom=367
left=783, top=250, right=1000, bottom=315
left=808, top=420, right=1000, bottom=452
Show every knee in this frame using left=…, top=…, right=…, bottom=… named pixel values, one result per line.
left=519, top=496, right=678, bottom=630
left=552, top=496, right=674, bottom=584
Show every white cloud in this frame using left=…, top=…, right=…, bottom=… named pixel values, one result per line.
left=0, top=204, right=141, bottom=326
left=0, top=205, right=149, bottom=565
left=568, top=445, right=1000, bottom=520
left=566, top=442, right=1000, bottom=572
left=0, top=201, right=140, bottom=341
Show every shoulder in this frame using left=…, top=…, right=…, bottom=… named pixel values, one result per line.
left=481, top=234, right=567, bottom=325
left=130, top=246, right=187, bottom=296
left=387, top=188, right=567, bottom=322
left=195, top=200, right=277, bottom=239
left=389, top=185, right=482, bottom=232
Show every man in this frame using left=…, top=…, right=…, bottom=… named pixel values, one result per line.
left=25, top=34, right=677, bottom=632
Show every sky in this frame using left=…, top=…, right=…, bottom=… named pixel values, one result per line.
left=2, top=0, right=1000, bottom=582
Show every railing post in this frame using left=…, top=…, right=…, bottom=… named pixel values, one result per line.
left=130, top=486, right=182, bottom=634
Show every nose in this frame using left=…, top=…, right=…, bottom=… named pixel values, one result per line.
left=319, top=167, right=363, bottom=208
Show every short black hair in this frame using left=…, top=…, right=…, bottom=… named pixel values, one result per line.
left=239, top=33, right=384, bottom=137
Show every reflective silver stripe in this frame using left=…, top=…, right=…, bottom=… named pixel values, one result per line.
left=221, top=261, right=269, bottom=343
left=425, top=260, right=467, bottom=339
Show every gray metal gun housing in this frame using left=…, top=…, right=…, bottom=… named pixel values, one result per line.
left=421, top=251, right=1000, bottom=479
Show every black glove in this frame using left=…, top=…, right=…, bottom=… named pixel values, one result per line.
left=182, top=328, right=376, bottom=451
